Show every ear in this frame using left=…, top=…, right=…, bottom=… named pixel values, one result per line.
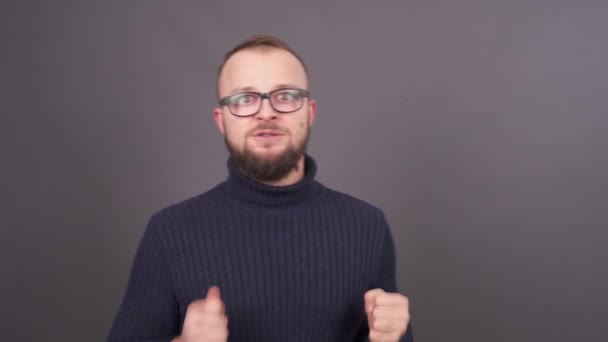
left=307, top=99, right=317, bottom=127
left=213, top=107, right=225, bottom=134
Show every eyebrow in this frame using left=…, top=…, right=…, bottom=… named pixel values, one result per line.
left=228, top=83, right=302, bottom=95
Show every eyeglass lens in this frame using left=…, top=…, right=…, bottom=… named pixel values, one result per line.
left=227, top=89, right=305, bottom=116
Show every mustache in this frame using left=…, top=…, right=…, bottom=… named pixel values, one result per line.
left=247, top=124, right=290, bottom=136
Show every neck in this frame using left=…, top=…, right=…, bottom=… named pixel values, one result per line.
left=220, top=154, right=323, bottom=209
left=259, top=156, right=305, bottom=187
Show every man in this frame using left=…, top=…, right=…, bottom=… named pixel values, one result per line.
left=108, top=35, right=413, bottom=342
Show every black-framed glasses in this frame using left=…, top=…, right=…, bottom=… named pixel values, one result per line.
left=218, top=88, right=310, bottom=117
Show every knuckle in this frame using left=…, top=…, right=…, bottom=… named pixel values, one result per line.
left=187, top=300, right=204, bottom=312
left=375, top=318, right=388, bottom=330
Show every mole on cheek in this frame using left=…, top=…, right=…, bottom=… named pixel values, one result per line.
left=299, top=122, right=305, bottom=128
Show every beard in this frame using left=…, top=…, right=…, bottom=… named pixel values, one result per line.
left=224, top=123, right=310, bottom=183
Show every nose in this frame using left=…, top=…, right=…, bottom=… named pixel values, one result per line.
left=255, top=98, right=278, bottom=121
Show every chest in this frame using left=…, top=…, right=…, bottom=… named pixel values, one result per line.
left=170, top=220, right=374, bottom=337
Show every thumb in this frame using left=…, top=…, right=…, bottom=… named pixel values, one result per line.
left=206, top=286, right=222, bottom=301
left=364, top=288, right=385, bottom=314
left=204, top=286, right=225, bottom=314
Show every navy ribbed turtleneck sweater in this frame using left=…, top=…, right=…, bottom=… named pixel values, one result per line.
left=108, top=155, right=413, bottom=342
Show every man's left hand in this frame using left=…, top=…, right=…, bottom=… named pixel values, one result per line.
left=364, top=289, right=410, bottom=342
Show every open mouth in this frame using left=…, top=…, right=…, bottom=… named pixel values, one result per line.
left=253, top=130, right=284, bottom=138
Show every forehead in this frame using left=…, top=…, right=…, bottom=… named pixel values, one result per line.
left=219, top=48, right=308, bottom=96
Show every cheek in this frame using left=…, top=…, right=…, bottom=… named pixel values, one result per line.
left=290, top=121, right=306, bottom=139
left=291, top=121, right=309, bottom=142
left=224, top=121, right=248, bottom=143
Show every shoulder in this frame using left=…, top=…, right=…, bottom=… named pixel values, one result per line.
left=146, top=184, right=224, bottom=231
left=320, top=185, right=388, bottom=223
left=320, top=186, right=394, bottom=263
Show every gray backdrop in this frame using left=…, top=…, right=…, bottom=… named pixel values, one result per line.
left=2, top=1, right=607, bottom=341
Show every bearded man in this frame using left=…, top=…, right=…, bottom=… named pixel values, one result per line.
left=108, top=35, right=413, bottom=342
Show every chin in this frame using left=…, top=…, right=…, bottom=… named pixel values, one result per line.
left=252, top=148, right=285, bottom=160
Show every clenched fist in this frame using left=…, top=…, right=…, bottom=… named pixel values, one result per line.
left=173, top=286, right=229, bottom=342
left=365, top=288, right=410, bottom=342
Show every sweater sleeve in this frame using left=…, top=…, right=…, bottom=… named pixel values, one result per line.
left=107, top=217, right=179, bottom=342
left=361, top=215, right=414, bottom=342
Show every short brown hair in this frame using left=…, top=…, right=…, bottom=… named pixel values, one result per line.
left=216, top=35, right=309, bottom=98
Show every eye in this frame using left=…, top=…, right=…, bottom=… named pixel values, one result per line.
left=274, top=90, right=299, bottom=102
left=231, top=93, right=257, bottom=105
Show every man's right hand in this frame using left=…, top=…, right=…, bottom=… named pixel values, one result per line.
left=173, top=286, right=229, bottom=342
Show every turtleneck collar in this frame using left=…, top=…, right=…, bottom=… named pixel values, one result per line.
left=218, top=154, right=324, bottom=209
